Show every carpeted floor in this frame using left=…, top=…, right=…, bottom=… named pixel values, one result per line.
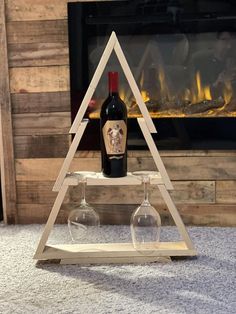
left=0, top=224, right=235, bottom=314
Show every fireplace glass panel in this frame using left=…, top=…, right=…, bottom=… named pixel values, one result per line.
left=88, top=32, right=236, bottom=119
left=68, top=1, right=236, bottom=150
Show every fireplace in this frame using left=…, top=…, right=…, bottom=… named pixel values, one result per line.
left=68, top=0, right=236, bottom=150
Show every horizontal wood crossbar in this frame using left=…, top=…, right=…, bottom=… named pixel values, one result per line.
left=60, top=256, right=172, bottom=265
left=34, top=241, right=197, bottom=261
left=64, top=172, right=163, bottom=186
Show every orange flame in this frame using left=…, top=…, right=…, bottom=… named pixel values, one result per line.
left=119, top=88, right=125, bottom=101
left=223, top=81, right=233, bottom=105
left=141, top=90, right=150, bottom=102
left=194, top=71, right=212, bottom=103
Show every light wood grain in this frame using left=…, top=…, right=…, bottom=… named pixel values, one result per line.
left=17, top=203, right=71, bottom=224
left=15, top=155, right=236, bottom=181
left=8, top=42, right=69, bottom=67
left=216, top=181, right=236, bottom=203
left=74, top=150, right=236, bottom=158
left=13, top=112, right=71, bottom=136
left=34, top=242, right=196, bottom=262
left=127, top=156, right=236, bottom=180
left=177, top=204, right=236, bottom=226
left=10, top=65, right=69, bottom=93
left=6, top=20, right=68, bottom=44
left=0, top=0, right=17, bottom=223
left=6, top=0, right=79, bottom=21
left=15, top=158, right=100, bottom=181
left=11, top=91, right=70, bottom=114
left=14, top=135, right=70, bottom=158
left=16, top=203, right=236, bottom=226
left=60, top=256, right=171, bottom=265
left=69, top=180, right=215, bottom=205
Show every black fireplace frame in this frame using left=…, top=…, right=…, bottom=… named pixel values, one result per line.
left=68, top=0, right=236, bottom=150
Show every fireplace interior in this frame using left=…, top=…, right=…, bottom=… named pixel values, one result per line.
left=68, top=0, right=236, bottom=150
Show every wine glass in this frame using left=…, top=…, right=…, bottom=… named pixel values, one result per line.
left=130, top=171, right=161, bottom=252
left=68, top=171, right=100, bottom=242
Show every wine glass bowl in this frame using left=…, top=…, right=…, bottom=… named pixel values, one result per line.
left=68, top=172, right=100, bottom=242
left=130, top=171, right=161, bottom=252
left=68, top=206, right=100, bottom=242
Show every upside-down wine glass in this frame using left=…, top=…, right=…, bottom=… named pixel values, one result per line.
left=68, top=171, right=100, bottom=242
left=130, top=171, right=161, bottom=252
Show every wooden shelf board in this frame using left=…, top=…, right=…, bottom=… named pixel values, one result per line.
left=64, top=172, right=163, bottom=186
left=34, top=241, right=197, bottom=261
left=60, top=256, right=172, bottom=265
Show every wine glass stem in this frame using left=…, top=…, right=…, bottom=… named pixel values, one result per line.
left=81, top=181, right=87, bottom=205
left=143, top=181, right=149, bottom=203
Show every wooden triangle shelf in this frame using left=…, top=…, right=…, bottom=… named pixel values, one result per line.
left=34, top=32, right=197, bottom=265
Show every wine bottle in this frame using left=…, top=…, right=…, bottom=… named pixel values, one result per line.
left=100, top=72, right=127, bottom=177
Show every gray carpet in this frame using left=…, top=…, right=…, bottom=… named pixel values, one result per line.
left=0, top=224, right=235, bottom=314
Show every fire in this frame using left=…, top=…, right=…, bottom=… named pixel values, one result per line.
left=89, top=68, right=235, bottom=119
left=158, top=66, right=172, bottom=100
left=190, top=71, right=233, bottom=105
left=119, top=88, right=125, bottom=101
left=141, top=90, right=150, bottom=103
left=223, top=81, right=233, bottom=105
left=192, top=71, right=212, bottom=103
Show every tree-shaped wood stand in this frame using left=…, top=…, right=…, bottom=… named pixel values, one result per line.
left=34, top=32, right=197, bottom=265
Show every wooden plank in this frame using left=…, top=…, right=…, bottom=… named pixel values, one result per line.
left=60, top=256, right=171, bottom=265
left=11, top=91, right=70, bottom=114
left=22, top=172, right=204, bottom=204
left=216, top=181, right=236, bottom=203
left=17, top=204, right=69, bottom=224
left=13, top=112, right=71, bottom=136
left=10, top=65, right=69, bottom=93
left=16, top=181, right=56, bottom=204
left=16, top=203, right=236, bottom=226
left=0, top=0, right=17, bottom=224
left=15, top=155, right=236, bottom=181
left=74, top=150, right=236, bottom=158
left=128, top=156, right=236, bottom=180
left=17, top=203, right=135, bottom=225
left=8, top=42, right=69, bottom=67
left=34, top=241, right=196, bottom=261
left=15, top=158, right=101, bottom=181
left=6, top=20, right=68, bottom=44
left=85, top=172, right=151, bottom=186
left=14, top=135, right=70, bottom=158
left=69, top=180, right=215, bottom=205
left=16, top=181, right=70, bottom=204
left=162, top=156, right=236, bottom=180
left=177, top=204, right=236, bottom=226
left=6, top=0, right=79, bottom=21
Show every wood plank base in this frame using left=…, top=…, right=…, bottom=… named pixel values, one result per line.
left=34, top=241, right=197, bottom=265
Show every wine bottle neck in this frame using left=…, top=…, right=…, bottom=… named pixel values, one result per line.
left=108, top=72, right=118, bottom=94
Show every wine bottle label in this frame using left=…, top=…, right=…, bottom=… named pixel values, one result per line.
left=102, top=120, right=127, bottom=155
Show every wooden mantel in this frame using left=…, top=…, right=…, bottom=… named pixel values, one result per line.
left=0, top=1, right=235, bottom=225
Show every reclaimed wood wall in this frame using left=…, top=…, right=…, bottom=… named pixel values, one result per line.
left=1, top=0, right=236, bottom=225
